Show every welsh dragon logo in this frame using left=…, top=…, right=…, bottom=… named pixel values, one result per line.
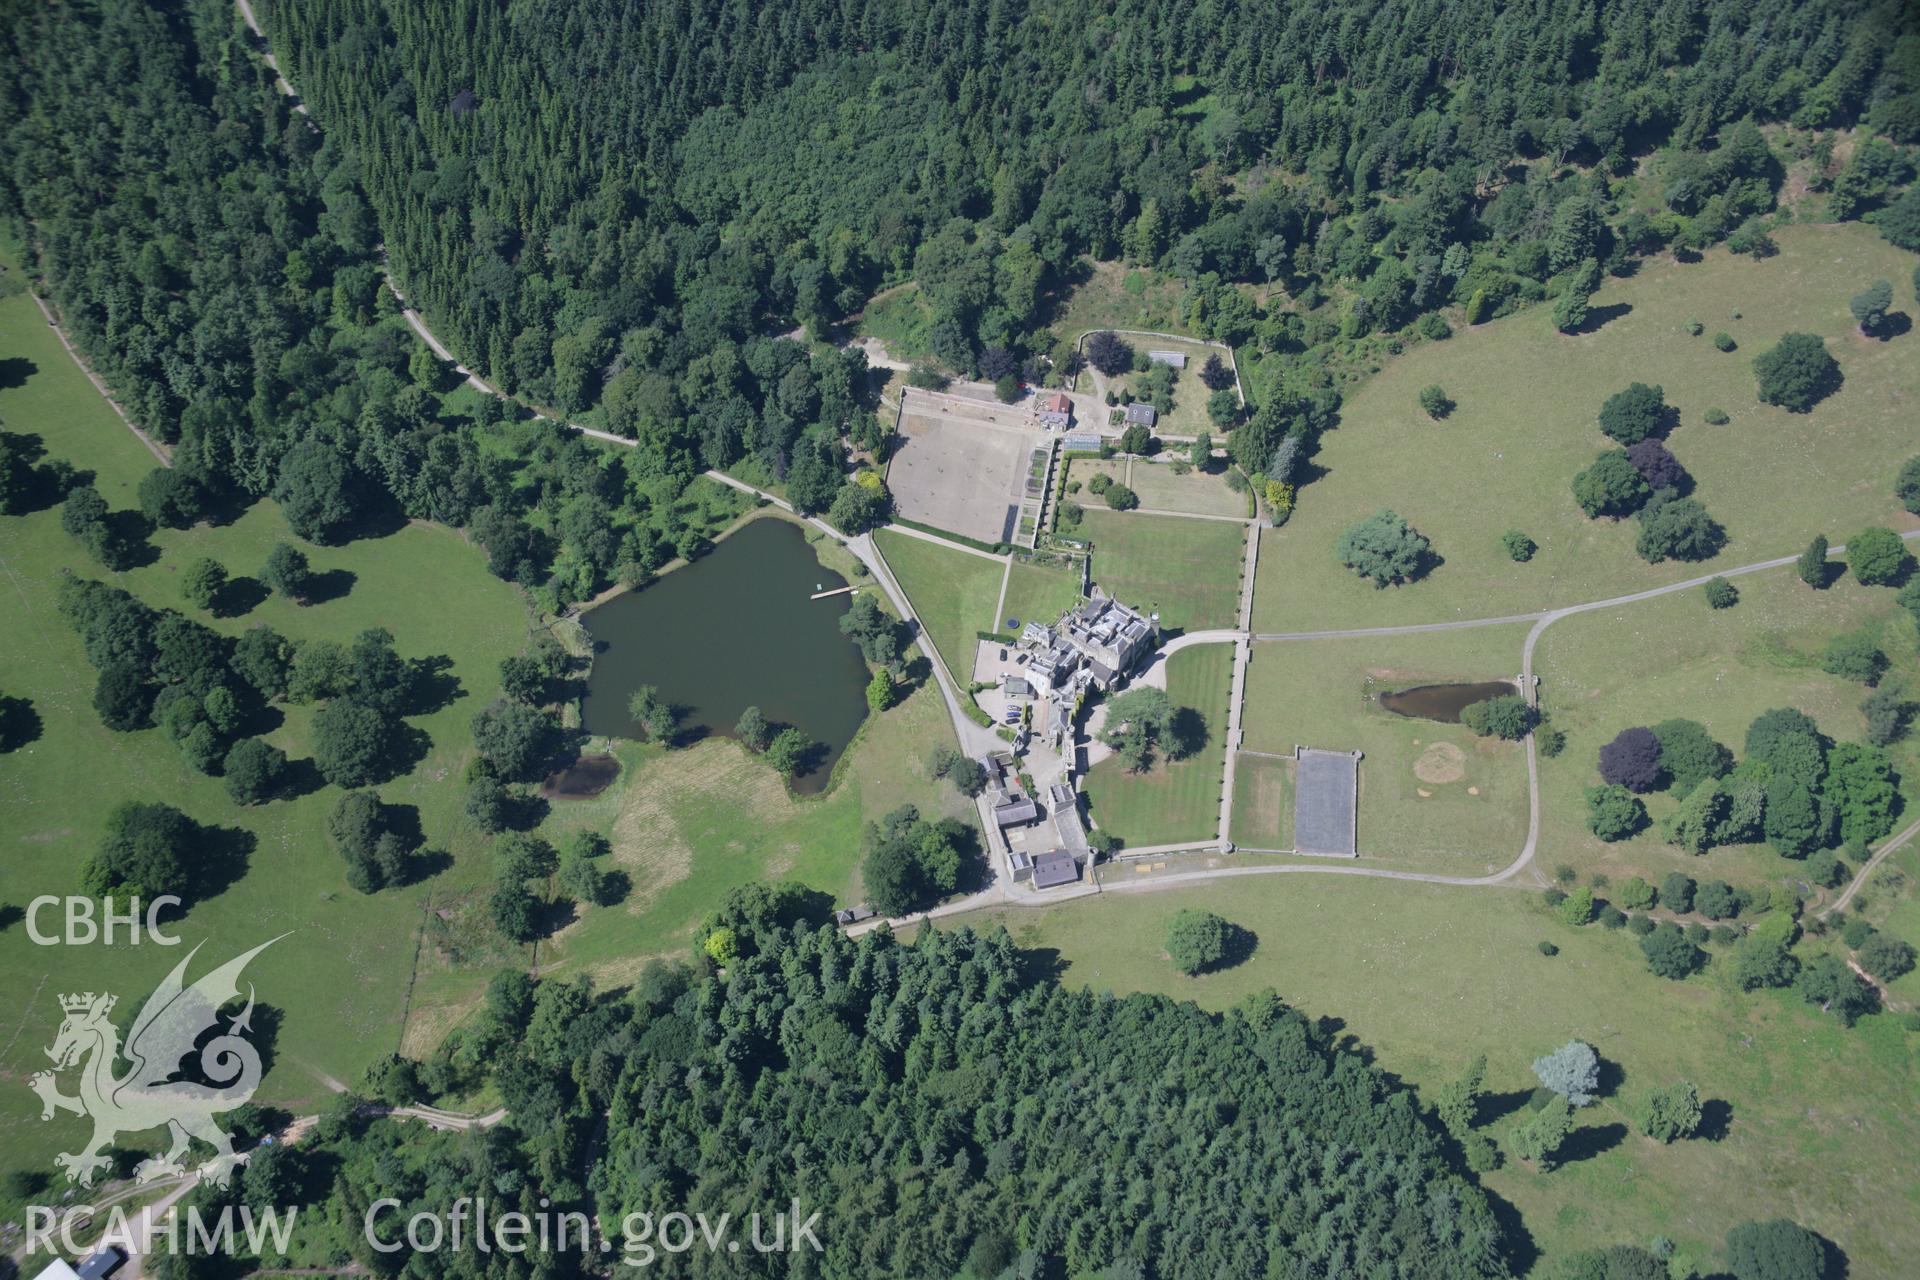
left=30, top=937, right=282, bottom=1187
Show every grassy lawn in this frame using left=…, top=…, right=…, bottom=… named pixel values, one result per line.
left=855, top=282, right=932, bottom=363
left=1083, top=642, right=1233, bottom=847
left=872, top=528, right=1006, bottom=679
left=1228, top=751, right=1293, bottom=850
left=1242, top=627, right=1532, bottom=875
left=511, top=668, right=975, bottom=997
left=1252, top=223, right=1920, bottom=632
left=1079, top=509, right=1246, bottom=634
left=1532, top=563, right=1920, bottom=892
left=1121, top=458, right=1251, bottom=517
left=934, top=877, right=1920, bottom=1278
left=997, top=555, right=1082, bottom=630
left=0, top=280, right=532, bottom=1181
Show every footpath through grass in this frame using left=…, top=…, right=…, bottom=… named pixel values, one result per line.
left=1253, top=223, right=1920, bottom=632
left=1080, top=509, right=1246, bottom=633
left=941, top=876, right=1920, bottom=1279
left=873, top=527, right=1006, bottom=679
left=1084, top=642, right=1234, bottom=847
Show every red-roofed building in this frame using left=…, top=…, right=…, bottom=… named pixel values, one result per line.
left=1033, top=391, right=1073, bottom=430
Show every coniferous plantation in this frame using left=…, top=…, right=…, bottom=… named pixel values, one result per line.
left=3, top=1, right=1920, bottom=1278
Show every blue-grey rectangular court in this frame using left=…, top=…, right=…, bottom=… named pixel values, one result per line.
left=1293, top=748, right=1360, bottom=857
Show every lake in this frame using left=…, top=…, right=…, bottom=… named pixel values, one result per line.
left=1378, top=681, right=1517, bottom=724
left=578, top=518, right=872, bottom=794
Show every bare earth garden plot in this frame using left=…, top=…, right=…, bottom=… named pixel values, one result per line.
left=1252, top=224, right=1920, bottom=634
left=884, top=403, right=1033, bottom=545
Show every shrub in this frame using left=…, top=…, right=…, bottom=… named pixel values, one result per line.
left=1418, top=385, right=1454, bottom=419
left=1532, top=1040, right=1601, bottom=1106
left=1753, top=332, right=1841, bottom=412
left=1543, top=887, right=1567, bottom=907
left=1597, top=382, right=1669, bottom=444
left=1537, top=940, right=1559, bottom=956
left=1460, top=694, right=1536, bottom=740
left=1165, top=909, right=1232, bottom=975
left=1628, top=914, right=1656, bottom=936
left=1626, top=439, right=1687, bottom=492
left=1087, top=472, right=1112, bottom=495
left=1822, top=632, right=1888, bottom=685
left=1600, top=905, right=1626, bottom=929
left=1898, top=456, right=1920, bottom=515
left=1651, top=719, right=1732, bottom=795
left=1615, top=876, right=1656, bottom=910
left=1103, top=483, right=1139, bottom=511
left=1336, top=510, right=1433, bottom=587
left=1558, top=886, right=1596, bottom=926
left=1585, top=784, right=1649, bottom=841
left=1694, top=880, right=1740, bottom=920
left=1572, top=449, right=1651, bottom=518
left=1857, top=934, right=1917, bottom=982
left=1712, top=331, right=1736, bottom=352
left=1641, top=923, right=1703, bottom=979
left=1703, top=576, right=1738, bottom=608
left=1846, top=525, right=1912, bottom=585
left=1725, top=1220, right=1825, bottom=1280
left=1685, top=318, right=1703, bottom=336
left=1635, top=497, right=1724, bottom=563
left=1501, top=529, right=1536, bottom=561
left=1536, top=725, right=1566, bottom=757
left=1702, top=406, right=1730, bottom=425
left=1638, top=1080, right=1703, bottom=1142
left=1660, top=872, right=1695, bottom=913
left=1598, top=726, right=1663, bottom=791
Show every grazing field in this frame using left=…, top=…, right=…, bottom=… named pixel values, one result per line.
left=1242, top=627, right=1532, bottom=874
left=872, top=528, right=1006, bottom=680
left=522, top=669, right=974, bottom=993
left=997, top=555, right=1082, bottom=630
left=1079, top=509, right=1246, bottom=634
left=0, top=281, right=531, bottom=1175
left=1229, top=751, right=1294, bottom=850
left=1252, top=224, right=1920, bottom=633
left=1083, top=642, right=1233, bottom=847
left=1532, top=563, right=1920, bottom=891
left=937, top=876, right=1920, bottom=1279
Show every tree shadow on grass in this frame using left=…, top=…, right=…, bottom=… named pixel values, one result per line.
left=406, top=654, right=464, bottom=716
left=0, top=903, right=26, bottom=933
left=1572, top=302, right=1632, bottom=334
left=1697, top=1097, right=1735, bottom=1141
left=278, top=757, right=329, bottom=801
left=1557, top=1120, right=1628, bottom=1164
left=214, top=575, right=270, bottom=618
left=1475, top=1087, right=1535, bottom=1128
left=300, top=568, right=356, bottom=605
left=0, top=356, right=38, bottom=389
left=1011, top=945, right=1069, bottom=992
left=189, top=824, right=258, bottom=907
left=1868, top=311, right=1912, bottom=342
left=0, top=694, right=44, bottom=752
left=1480, top=1186, right=1540, bottom=1277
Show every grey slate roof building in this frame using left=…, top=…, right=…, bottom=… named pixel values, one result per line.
left=993, top=796, right=1040, bottom=827
left=1123, top=401, right=1158, bottom=427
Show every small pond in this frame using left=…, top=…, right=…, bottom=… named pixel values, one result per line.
left=1378, top=680, right=1517, bottom=724
left=543, top=753, right=622, bottom=799
left=577, top=518, right=870, bottom=794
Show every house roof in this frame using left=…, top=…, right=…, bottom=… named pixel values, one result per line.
left=994, top=797, right=1040, bottom=826
left=1124, top=402, right=1157, bottom=425
left=1032, top=850, right=1079, bottom=888
left=1036, top=392, right=1072, bottom=413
